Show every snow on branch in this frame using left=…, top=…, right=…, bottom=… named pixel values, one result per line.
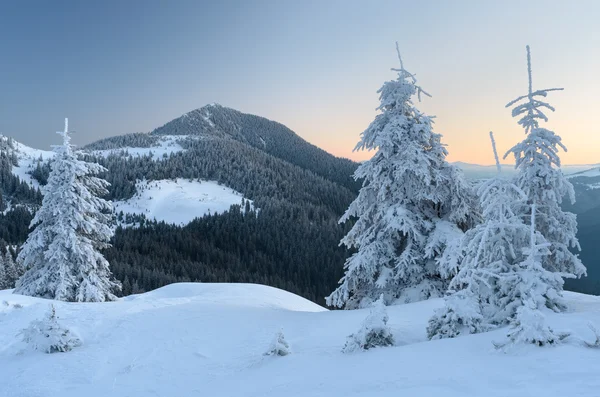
left=391, top=42, right=431, bottom=102
left=505, top=46, right=563, bottom=134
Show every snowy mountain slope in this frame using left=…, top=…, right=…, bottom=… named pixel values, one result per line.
left=1, top=283, right=600, bottom=397
left=149, top=104, right=360, bottom=192
left=114, top=179, right=253, bottom=226
left=2, top=136, right=54, bottom=189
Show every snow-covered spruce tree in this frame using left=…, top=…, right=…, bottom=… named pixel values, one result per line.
left=326, top=44, right=477, bottom=309
left=20, top=304, right=82, bottom=353
left=264, top=328, right=291, bottom=357
left=504, top=45, right=585, bottom=285
left=342, top=295, right=395, bottom=353
left=494, top=204, right=568, bottom=349
left=14, top=119, right=120, bottom=302
left=428, top=132, right=533, bottom=339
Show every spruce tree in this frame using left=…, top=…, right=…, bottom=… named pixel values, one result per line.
left=14, top=119, right=120, bottom=302
left=494, top=204, right=568, bottom=349
left=429, top=132, right=542, bottom=339
left=504, top=45, right=586, bottom=283
left=327, top=43, right=477, bottom=309
left=3, top=248, right=22, bottom=288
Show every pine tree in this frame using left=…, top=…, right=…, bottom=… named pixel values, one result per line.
left=494, top=204, right=568, bottom=349
left=429, top=132, right=537, bottom=339
left=14, top=119, right=120, bottom=302
left=4, top=248, right=22, bottom=288
left=326, top=43, right=477, bottom=309
left=20, top=304, right=82, bottom=353
left=0, top=256, right=7, bottom=290
left=342, top=295, right=395, bottom=353
left=504, top=45, right=585, bottom=283
left=264, top=328, right=291, bottom=357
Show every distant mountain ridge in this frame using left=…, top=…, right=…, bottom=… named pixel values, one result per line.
left=87, top=104, right=360, bottom=194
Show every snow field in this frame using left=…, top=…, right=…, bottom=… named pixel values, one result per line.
left=113, top=179, right=253, bottom=226
left=1, top=284, right=600, bottom=397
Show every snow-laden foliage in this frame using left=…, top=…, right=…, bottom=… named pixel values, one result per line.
left=431, top=129, right=568, bottom=340
left=504, top=45, right=585, bottom=281
left=327, top=44, right=477, bottom=309
left=433, top=161, right=534, bottom=335
left=495, top=205, right=568, bottom=349
left=342, top=295, right=395, bottom=353
left=427, top=289, right=487, bottom=340
left=264, top=328, right=291, bottom=357
left=20, top=304, right=82, bottom=353
left=14, top=119, right=120, bottom=302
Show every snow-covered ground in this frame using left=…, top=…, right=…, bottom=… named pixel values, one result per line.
left=90, top=135, right=186, bottom=160
left=114, top=179, right=252, bottom=226
left=0, top=283, right=599, bottom=396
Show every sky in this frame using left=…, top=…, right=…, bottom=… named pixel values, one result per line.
left=0, top=0, right=598, bottom=165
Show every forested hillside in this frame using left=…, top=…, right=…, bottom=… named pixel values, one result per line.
left=0, top=107, right=359, bottom=304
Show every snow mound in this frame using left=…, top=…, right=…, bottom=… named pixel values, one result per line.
left=0, top=287, right=600, bottom=396
left=126, top=283, right=326, bottom=312
left=91, top=135, right=186, bottom=160
left=114, top=179, right=253, bottom=226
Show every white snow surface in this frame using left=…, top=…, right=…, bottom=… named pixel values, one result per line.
left=114, top=179, right=251, bottom=226
left=91, top=135, right=186, bottom=160
left=6, top=137, right=54, bottom=188
left=0, top=283, right=600, bottom=396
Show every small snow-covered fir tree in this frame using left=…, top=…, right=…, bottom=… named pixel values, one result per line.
left=327, top=43, right=477, bottom=309
left=14, top=119, right=120, bottom=302
left=264, top=328, right=291, bottom=357
left=20, top=304, right=82, bottom=353
left=342, top=295, right=395, bottom=353
left=504, top=45, right=585, bottom=283
left=495, top=204, right=568, bottom=349
left=429, top=133, right=536, bottom=339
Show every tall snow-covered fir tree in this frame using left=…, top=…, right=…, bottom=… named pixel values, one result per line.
left=326, top=44, right=477, bottom=309
left=14, top=119, right=120, bottom=302
left=428, top=132, right=565, bottom=340
left=504, top=45, right=585, bottom=281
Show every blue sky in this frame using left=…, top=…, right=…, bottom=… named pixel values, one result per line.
left=0, top=0, right=598, bottom=164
